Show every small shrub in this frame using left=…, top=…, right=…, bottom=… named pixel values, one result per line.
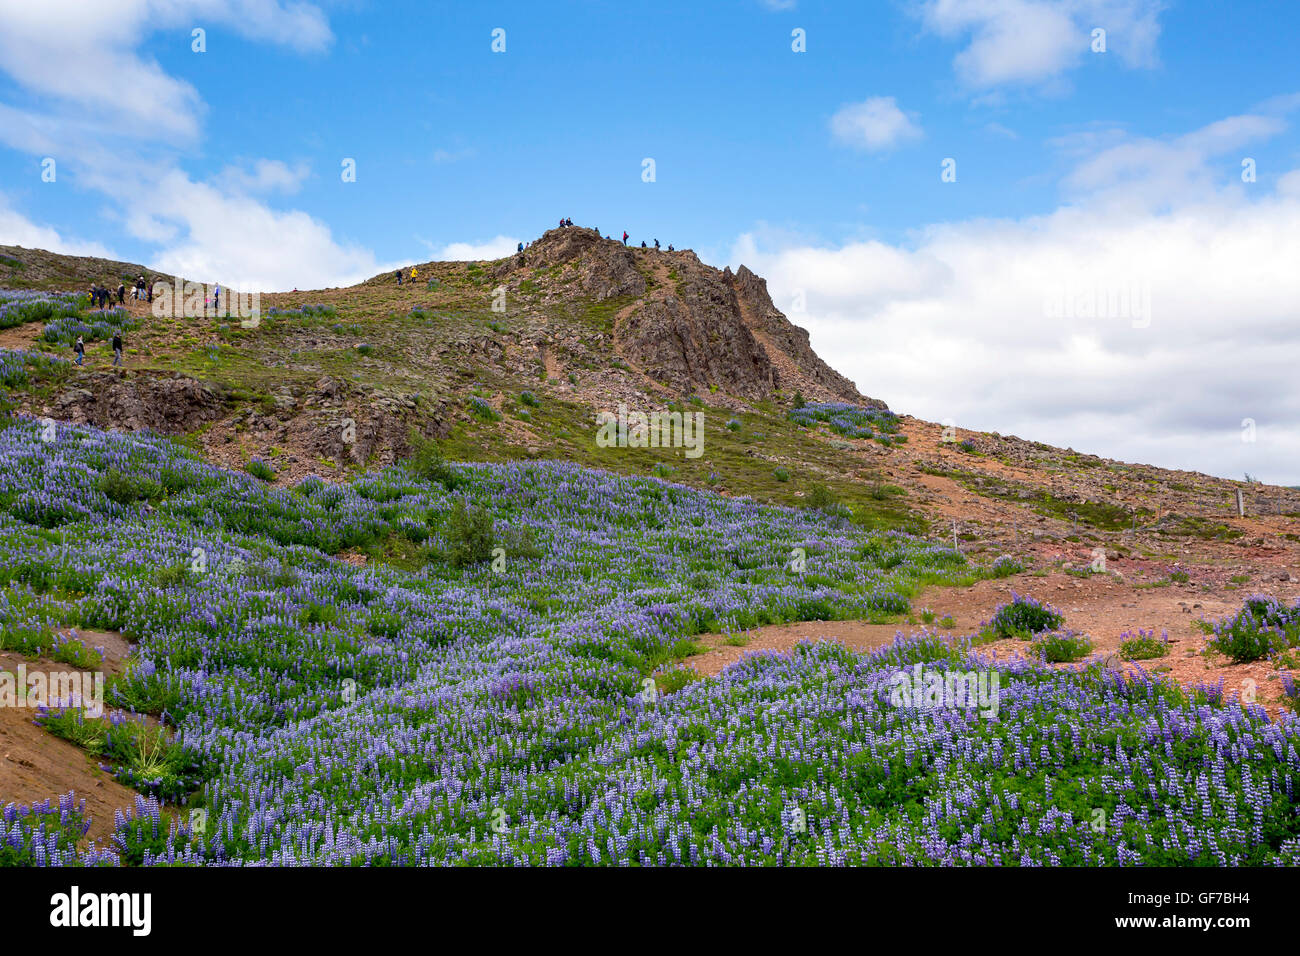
left=97, top=468, right=162, bottom=505
left=445, top=499, right=495, bottom=568
left=405, top=431, right=462, bottom=490
left=1205, top=594, right=1299, bottom=662
left=807, top=483, right=837, bottom=511
left=467, top=396, right=500, bottom=422
left=1120, top=629, right=1170, bottom=661
left=246, top=459, right=275, bottom=482
left=654, top=667, right=701, bottom=696
left=989, top=593, right=1064, bottom=639
left=520, top=390, right=540, bottom=407
left=773, top=467, right=790, bottom=482
left=990, top=555, right=1026, bottom=578
left=725, top=418, right=742, bottom=432
left=1034, top=629, right=1092, bottom=663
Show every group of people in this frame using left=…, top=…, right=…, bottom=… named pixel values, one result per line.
left=399, top=220, right=683, bottom=281
left=87, top=283, right=122, bottom=309
left=73, top=330, right=124, bottom=368
left=88, top=275, right=156, bottom=308
left=552, top=219, right=678, bottom=251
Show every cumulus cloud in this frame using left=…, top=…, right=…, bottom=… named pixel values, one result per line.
left=108, top=168, right=391, bottom=290
left=0, top=1, right=391, bottom=290
left=730, top=112, right=1300, bottom=484
left=423, top=236, right=521, bottom=262
left=0, top=193, right=116, bottom=259
left=912, top=0, right=1165, bottom=90
left=830, top=97, right=923, bottom=152
left=0, top=1, right=332, bottom=141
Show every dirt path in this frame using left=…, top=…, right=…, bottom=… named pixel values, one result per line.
left=685, top=569, right=1300, bottom=711
left=0, top=630, right=143, bottom=842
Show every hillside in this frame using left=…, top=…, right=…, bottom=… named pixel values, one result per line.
left=1, top=232, right=1296, bottom=543
left=3, top=236, right=1300, bottom=867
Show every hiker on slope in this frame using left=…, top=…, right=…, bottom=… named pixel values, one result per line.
left=622, top=231, right=628, bottom=245
left=112, top=331, right=123, bottom=367
left=74, top=335, right=85, bottom=366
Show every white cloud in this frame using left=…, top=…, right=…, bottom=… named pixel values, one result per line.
left=0, top=2, right=377, bottom=291
left=214, top=159, right=311, bottom=195
left=424, top=236, right=520, bottom=262
left=0, top=193, right=116, bottom=258
left=913, top=0, right=1165, bottom=90
left=730, top=112, right=1300, bottom=484
left=122, top=169, right=392, bottom=290
left=830, top=97, right=923, bottom=152
left=0, top=2, right=331, bottom=142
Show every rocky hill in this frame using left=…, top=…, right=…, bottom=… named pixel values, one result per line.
left=1, top=233, right=1297, bottom=562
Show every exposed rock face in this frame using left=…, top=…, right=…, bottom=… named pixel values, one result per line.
left=491, top=228, right=875, bottom=406
left=498, top=227, right=646, bottom=302
left=618, top=290, right=774, bottom=399
left=51, top=372, right=225, bottom=433
left=726, top=265, right=869, bottom=406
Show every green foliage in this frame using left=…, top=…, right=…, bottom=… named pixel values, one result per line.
left=405, top=430, right=463, bottom=490
left=97, top=468, right=162, bottom=505
left=1034, top=630, right=1092, bottom=662
left=246, top=459, right=275, bottom=482
left=1121, top=631, right=1170, bottom=661
left=990, top=594, right=1064, bottom=639
left=467, top=396, right=500, bottom=422
left=807, top=483, right=837, bottom=512
left=445, top=498, right=495, bottom=568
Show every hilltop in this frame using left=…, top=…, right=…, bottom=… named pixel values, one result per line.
left=1, top=230, right=1297, bottom=559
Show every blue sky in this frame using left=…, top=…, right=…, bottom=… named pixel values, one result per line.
left=1, top=1, right=1298, bottom=482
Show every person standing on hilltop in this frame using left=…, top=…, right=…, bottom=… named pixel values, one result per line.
left=518, top=241, right=524, bottom=253
left=622, top=231, right=628, bottom=245
left=395, top=269, right=403, bottom=285
left=112, top=331, right=123, bottom=367
left=654, top=239, right=660, bottom=250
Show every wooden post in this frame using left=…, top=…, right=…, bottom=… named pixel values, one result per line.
left=1236, top=489, right=1245, bottom=518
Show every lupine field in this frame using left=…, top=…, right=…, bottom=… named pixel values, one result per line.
left=2, top=417, right=1299, bottom=867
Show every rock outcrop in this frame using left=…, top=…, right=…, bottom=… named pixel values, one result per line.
left=51, top=371, right=225, bottom=434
